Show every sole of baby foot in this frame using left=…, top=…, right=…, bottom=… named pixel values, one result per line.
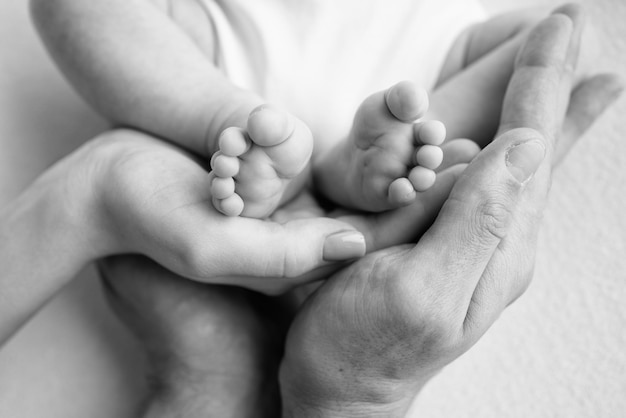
left=335, top=81, right=445, bottom=212
left=210, top=105, right=313, bottom=218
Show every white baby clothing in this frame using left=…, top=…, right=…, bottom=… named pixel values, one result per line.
left=200, top=0, right=486, bottom=147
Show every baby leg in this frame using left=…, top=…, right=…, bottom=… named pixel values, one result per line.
left=210, top=105, right=313, bottom=218
left=315, top=81, right=445, bottom=212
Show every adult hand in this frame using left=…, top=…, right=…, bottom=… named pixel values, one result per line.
left=0, top=125, right=366, bottom=343
left=85, top=130, right=369, bottom=295
left=100, top=255, right=288, bottom=418
left=334, top=2, right=622, bottom=252
left=89, top=128, right=474, bottom=298
left=96, top=4, right=618, bottom=418
left=429, top=3, right=615, bottom=166
left=96, top=5, right=621, bottom=418
left=278, top=5, right=624, bottom=417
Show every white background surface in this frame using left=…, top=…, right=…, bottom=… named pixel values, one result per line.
left=0, top=0, right=624, bottom=417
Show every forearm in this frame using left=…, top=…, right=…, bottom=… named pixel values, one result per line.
left=30, top=0, right=263, bottom=156
left=0, top=143, right=111, bottom=345
left=142, top=371, right=280, bottom=418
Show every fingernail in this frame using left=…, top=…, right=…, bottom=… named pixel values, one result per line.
left=323, top=231, right=366, bottom=261
left=505, top=140, right=546, bottom=184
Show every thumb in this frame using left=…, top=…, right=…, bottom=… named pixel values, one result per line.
left=216, top=217, right=366, bottom=280
left=414, top=129, right=546, bottom=299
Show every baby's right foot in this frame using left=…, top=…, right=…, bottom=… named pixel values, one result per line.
left=315, top=81, right=445, bottom=212
left=209, top=105, right=313, bottom=218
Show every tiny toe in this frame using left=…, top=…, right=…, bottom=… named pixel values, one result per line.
left=417, top=120, right=446, bottom=146
left=216, top=194, right=244, bottom=217
left=219, top=128, right=250, bottom=157
left=385, top=81, right=429, bottom=122
left=247, top=104, right=294, bottom=147
left=211, top=176, right=235, bottom=199
left=408, top=166, right=436, bottom=192
left=415, top=145, right=444, bottom=170
left=211, top=153, right=240, bottom=177
left=209, top=151, right=223, bottom=171
left=388, top=177, right=417, bottom=205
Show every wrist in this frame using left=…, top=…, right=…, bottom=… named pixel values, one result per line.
left=281, top=396, right=407, bottom=418
left=143, top=359, right=280, bottom=418
left=7, top=157, right=99, bottom=259
left=49, top=137, right=124, bottom=258
left=71, top=133, right=171, bottom=257
left=279, top=361, right=412, bottom=418
left=0, top=140, right=116, bottom=342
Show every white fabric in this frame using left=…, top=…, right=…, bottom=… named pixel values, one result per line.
left=202, top=0, right=486, bottom=145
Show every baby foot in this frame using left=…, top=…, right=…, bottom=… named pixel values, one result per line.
left=210, top=105, right=313, bottom=218
left=316, top=81, right=445, bottom=212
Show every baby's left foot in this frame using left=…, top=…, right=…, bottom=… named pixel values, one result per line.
left=315, top=81, right=445, bottom=212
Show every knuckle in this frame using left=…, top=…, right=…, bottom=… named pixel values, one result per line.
left=278, top=238, right=297, bottom=278
left=279, top=250, right=293, bottom=278
left=176, top=247, right=201, bottom=277
left=475, top=195, right=515, bottom=241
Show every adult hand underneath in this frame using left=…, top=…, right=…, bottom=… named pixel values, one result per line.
left=100, top=255, right=288, bottom=418
left=279, top=5, right=623, bottom=417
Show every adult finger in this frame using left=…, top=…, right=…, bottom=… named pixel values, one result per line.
left=468, top=75, right=623, bottom=327
left=337, top=164, right=465, bottom=251
left=555, top=3, right=584, bottom=114
left=411, top=9, right=578, bottom=309
left=459, top=190, right=543, bottom=342
left=412, top=131, right=546, bottom=311
left=556, top=73, right=624, bottom=164
left=497, top=8, right=579, bottom=147
left=159, top=213, right=367, bottom=288
left=419, top=66, right=624, bottom=345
